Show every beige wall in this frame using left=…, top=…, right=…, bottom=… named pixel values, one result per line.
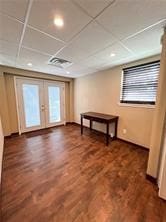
left=5, top=74, right=19, bottom=133
left=0, top=116, right=4, bottom=183
left=0, top=65, right=74, bottom=136
left=74, top=55, right=160, bottom=148
left=147, top=31, right=166, bottom=177
left=0, top=73, right=11, bottom=135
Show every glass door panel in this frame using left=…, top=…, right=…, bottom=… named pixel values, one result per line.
left=16, top=78, right=45, bottom=133
left=45, top=82, right=65, bottom=127
left=22, top=84, right=41, bottom=127
left=48, top=86, right=61, bottom=123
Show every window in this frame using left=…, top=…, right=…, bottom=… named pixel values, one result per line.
left=120, top=60, right=160, bottom=105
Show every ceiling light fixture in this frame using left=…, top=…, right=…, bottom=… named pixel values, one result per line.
left=66, top=71, right=70, bottom=74
left=54, top=16, right=64, bottom=27
left=27, top=62, right=32, bottom=67
left=110, top=53, right=115, bottom=57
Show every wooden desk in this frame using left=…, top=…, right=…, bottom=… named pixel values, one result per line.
left=80, top=112, right=119, bottom=146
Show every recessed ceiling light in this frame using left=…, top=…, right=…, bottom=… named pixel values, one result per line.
left=66, top=71, right=70, bottom=74
left=110, top=53, right=116, bottom=57
left=54, top=17, right=64, bottom=27
left=27, top=62, right=32, bottom=67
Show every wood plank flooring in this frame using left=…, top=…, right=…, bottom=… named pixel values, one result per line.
left=1, top=124, right=166, bottom=222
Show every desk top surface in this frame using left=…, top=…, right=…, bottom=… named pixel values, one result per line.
left=81, top=112, right=118, bottom=120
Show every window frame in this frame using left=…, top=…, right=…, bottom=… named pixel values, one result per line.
left=120, top=60, right=160, bottom=106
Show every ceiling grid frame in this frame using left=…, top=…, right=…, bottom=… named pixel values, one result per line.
left=0, top=0, right=165, bottom=77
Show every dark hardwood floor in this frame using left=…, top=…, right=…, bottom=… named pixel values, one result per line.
left=1, top=124, right=166, bottom=222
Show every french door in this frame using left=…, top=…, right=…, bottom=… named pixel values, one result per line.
left=15, top=78, right=65, bottom=133
left=44, top=81, right=65, bottom=128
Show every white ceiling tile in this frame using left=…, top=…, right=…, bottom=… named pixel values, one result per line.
left=134, top=49, right=161, bottom=59
left=33, top=64, right=67, bottom=76
left=0, top=54, right=16, bottom=66
left=74, top=0, right=114, bottom=18
left=57, top=21, right=116, bottom=64
left=56, top=42, right=88, bottom=64
left=0, top=14, right=23, bottom=43
left=66, top=64, right=96, bottom=77
left=93, top=43, right=133, bottom=65
left=0, top=40, right=19, bottom=57
left=28, top=0, right=92, bottom=42
left=17, top=47, right=50, bottom=67
left=17, top=47, right=70, bottom=76
left=0, top=0, right=164, bottom=78
left=122, top=50, right=160, bottom=65
left=68, top=21, right=116, bottom=55
left=97, top=0, right=166, bottom=40
left=79, top=55, right=108, bottom=69
left=97, top=56, right=135, bottom=71
left=0, top=0, right=29, bottom=22
left=22, top=27, right=65, bottom=55
left=123, top=23, right=163, bottom=55
left=15, top=61, right=70, bottom=77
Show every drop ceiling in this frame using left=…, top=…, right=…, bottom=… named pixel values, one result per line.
left=0, top=0, right=166, bottom=78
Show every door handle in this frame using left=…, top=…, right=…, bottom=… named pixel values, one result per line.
left=41, top=105, right=45, bottom=111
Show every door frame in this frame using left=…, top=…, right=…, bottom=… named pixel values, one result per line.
left=14, top=77, right=66, bottom=134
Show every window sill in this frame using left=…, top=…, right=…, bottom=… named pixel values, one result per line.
left=118, top=102, right=155, bottom=109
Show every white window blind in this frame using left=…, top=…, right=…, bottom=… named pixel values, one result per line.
left=120, top=60, right=160, bottom=105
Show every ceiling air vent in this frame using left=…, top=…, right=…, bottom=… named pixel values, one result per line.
left=48, top=56, right=72, bottom=69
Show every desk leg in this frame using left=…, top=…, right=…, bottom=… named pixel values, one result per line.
left=90, top=120, right=92, bottom=130
left=106, top=122, right=109, bottom=146
left=81, top=116, right=83, bottom=135
left=114, top=119, right=118, bottom=139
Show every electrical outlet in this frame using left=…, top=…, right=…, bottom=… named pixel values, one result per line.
left=123, top=129, right=127, bottom=134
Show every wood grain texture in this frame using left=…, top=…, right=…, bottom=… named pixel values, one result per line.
left=1, top=124, right=166, bottom=222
